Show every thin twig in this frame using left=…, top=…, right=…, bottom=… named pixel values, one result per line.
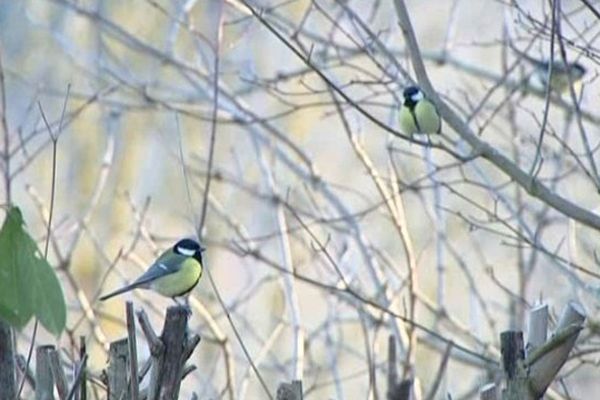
left=66, top=355, right=89, bottom=400
left=203, top=267, right=274, bottom=399
left=425, top=341, right=453, bottom=400
left=198, top=3, right=223, bottom=235
left=16, top=87, right=69, bottom=398
left=528, top=0, right=557, bottom=177
left=49, top=349, right=69, bottom=399
left=0, top=45, right=11, bottom=204
left=126, top=302, right=139, bottom=400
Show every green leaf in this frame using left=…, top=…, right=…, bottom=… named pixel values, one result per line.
left=0, top=208, right=34, bottom=328
left=0, top=206, right=66, bottom=335
left=32, top=254, right=66, bottom=335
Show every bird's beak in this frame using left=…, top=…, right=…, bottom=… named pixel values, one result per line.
left=200, top=246, right=207, bottom=252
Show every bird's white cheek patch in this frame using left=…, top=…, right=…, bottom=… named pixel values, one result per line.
left=412, top=91, right=424, bottom=102
left=177, top=247, right=196, bottom=256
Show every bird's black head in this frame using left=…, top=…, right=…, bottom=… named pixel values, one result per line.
left=402, top=86, right=424, bottom=108
left=174, top=238, right=205, bottom=263
left=571, top=62, right=586, bottom=79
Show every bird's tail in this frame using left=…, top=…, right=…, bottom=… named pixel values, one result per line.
left=99, top=283, right=142, bottom=301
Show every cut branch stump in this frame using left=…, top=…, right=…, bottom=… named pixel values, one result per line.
left=276, top=380, right=303, bottom=400
left=481, top=301, right=585, bottom=400
left=137, top=305, right=200, bottom=400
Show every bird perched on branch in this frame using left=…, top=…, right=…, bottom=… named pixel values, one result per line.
left=511, top=46, right=586, bottom=94
left=99, top=238, right=205, bottom=303
left=399, top=86, right=441, bottom=136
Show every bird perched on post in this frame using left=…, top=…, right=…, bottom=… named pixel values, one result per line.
left=99, top=238, right=205, bottom=302
left=398, top=86, right=442, bottom=136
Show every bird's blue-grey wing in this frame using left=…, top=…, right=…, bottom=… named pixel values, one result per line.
left=131, top=258, right=182, bottom=288
left=98, top=255, right=183, bottom=301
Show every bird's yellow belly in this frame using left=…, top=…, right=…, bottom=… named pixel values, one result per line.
left=399, top=107, right=418, bottom=134
left=414, top=101, right=441, bottom=133
left=151, top=261, right=202, bottom=297
left=399, top=100, right=440, bottom=135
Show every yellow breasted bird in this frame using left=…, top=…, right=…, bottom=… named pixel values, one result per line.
left=399, top=86, right=441, bottom=136
left=99, top=238, right=204, bottom=302
left=511, top=46, right=586, bottom=93
left=528, top=58, right=586, bottom=94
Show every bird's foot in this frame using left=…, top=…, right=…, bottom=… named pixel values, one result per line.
left=173, top=297, right=192, bottom=317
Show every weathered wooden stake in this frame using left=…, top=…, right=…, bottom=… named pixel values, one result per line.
left=137, top=305, right=200, bottom=400
left=483, top=301, right=586, bottom=400
left=479, top=383, right=497, bottom=400
left=387, top=335, right=417, bottom=400
left=0, top=321, right=16, bottom=400
left=526, top=304, right=548, bottom=355
left=500, top=331, right=533, bottom=400
left=527, top=302, right=585, bottom=397
left=35, top=345, right=55, bottom=400
left=387, top=335, right=398, bottom=400
left=126, top=301, right=139, bottom=400
left=107, top=338, right=129, bottom=400
left=77, top=336, right=87, bottom=400
left=276, top=380, right=303, bottom=400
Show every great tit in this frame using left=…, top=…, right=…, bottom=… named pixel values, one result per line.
left=99, top=238, right=205, bottom=302
left=399, top=86, right=441, bottom=136
left=513, top=48, right=586, bottom=93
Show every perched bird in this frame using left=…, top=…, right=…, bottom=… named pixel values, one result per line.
left=399, top=86, right=441, bottom=136
left=99, top=238, right=205, bottom=302
left=513, top=47, right=586, bottom=93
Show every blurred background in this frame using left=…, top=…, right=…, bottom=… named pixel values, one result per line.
left=1, top=0, right=600, bottom=398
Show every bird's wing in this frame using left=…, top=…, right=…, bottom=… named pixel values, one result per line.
left=131, top=252, right=185, bottom=287
left=99, top=252, right=188, bottom=301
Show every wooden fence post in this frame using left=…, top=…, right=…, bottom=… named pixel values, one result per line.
left=0, top=322, right=16, bottom=400
left=77, top=336, right=87, bottom=400
left=482, top=301, right=585, bottom=400
left=106, top=338, right=129, bottom=400
left=479, top=383, right=497, bottom=400
left=137, top=305, right=200, bottom=400
left=500, top=331, right=533, bottom=400
left=126, top=301, right=139, bottom=400
left=527, top=302, right=585, bottom=397
left=276, top=380, right=303, bottom=400
left=35, top=345, right=55, bottom=400
left=387, top=335, right=420, bottom=400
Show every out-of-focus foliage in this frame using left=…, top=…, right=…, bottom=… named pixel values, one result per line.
left=0, top=206, right=65, bottom=335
